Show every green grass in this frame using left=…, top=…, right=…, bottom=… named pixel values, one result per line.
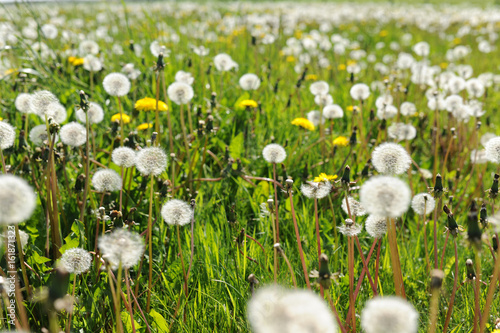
left=1, top=1, right=500, bottom=332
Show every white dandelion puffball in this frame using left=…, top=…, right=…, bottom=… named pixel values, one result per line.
left=342, top=196, right=366, bottom=216
left=239, top=73, right=261, bottom=90
left=79, top=40, right=99, bottom=56
left=98, top=228, right=144, bottom=270
left=83, top=54, right=103, bottom=72
left=29, top=124, right=58, bottom=146
left=314, top=93, right=333, bottom=106
left=112, top=147, right=136, bottom=168
left=485, top=137, right=500, bottom=163
left=262, top=144, right=286, bottom=164
left=470, top=149, right=488, bottom=164
left=411, top=193, right=436, bottom=216
left=466, top=78, right=485, bottom=98
left=15, top=93, right=33, bottom=114
left=361, top=296, right=418, bottom=333
left=167, top=82, right=194, bottom=105
left=75, top=102, right=104, bottom=124
left=18, top=229, right=29, bottom=249
left=135, top=147, right=168, bottom=176
left=350, top=83, right=370, bottom=101
left=445, top=95, right=463, bottom=113
left=338, top=219, right=363, bottom=237
left=371, top=142, right=412, bottom=175
left=214, top=53, right=238, bottom=71
left=0, top=175, right=37, bottom=225
left=307, top=110, right=325, bottom=127
left=161, top=199, right=193, bottom=226
left=0, top=122, right=15, bottom=150
left=365, top=215, right=388, bottom=239
left=175, top=70, right=194, bottom=85
left=481, top=133, right=497, bottom=147
left=309, top=81, right=329, bottom=96
left=60, top=248, right=92, bottom=275
left=301, top=181, right=332, bottom=199
left=413, top=41, right=430, bottom=57
left=43, top=102, right=67, bottom=124
left=376, top=105, right=398, bottom=120
left=388, top=123, right=417, bottom=142
left=29, top=90, right=59, bottom=117
left=41, top=24, right=58, bottom=39
left=399, top=102, right=416, bottom=116
left=92, top=169, right=122, bottom=193
left=323, top=104, right=343, bottom=119
left=103, top=73, right=131, bottom=97
left=60, top=122, right=86, bottom=147
left=360, top=176, right=411, bottom=218
left=247, top=285, right=337, bottom=333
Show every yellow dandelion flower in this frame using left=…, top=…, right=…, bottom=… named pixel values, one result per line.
left=379, top=30, right=388, bottom=37
left=111, top=113, right=131, bottom=124
left=338, top=64, right=346, bottom=71
left=73, top=58, right=85, bottom=66
left=134, top=97, right=168, bottom=112
left=68, top=56, right=76, bottom=63
left=286, top=56, right=296, bottom=63
left=440, top=62, right=448, bottom=69
left=346, top=106, right=354, bottom=112
left=305, top=74, right=318, bottom=81
left=294, top=30, right=302, bottom=39
left=453, top=37, right=461, bottom=45
left=347, top=59, right=357, bottom=66
left=291, top=117, right=315, bottom=131
left=0, top=117, right=2, bottom=121
left=137, top=123, right=153, bottom=131
left=333, top=136, right=349, bottom=147
left=314, top=173, right=338, bottom=183
left=239, top=99, right=258, bottom=108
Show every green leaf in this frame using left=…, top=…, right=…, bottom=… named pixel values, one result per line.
left=31, top=251, right=51, bottom=265
left=59, top=235, right=79, bottom=255
left=150, top=309, right=169, bottom=332
left=122, top=311, right=142, bottom=332
left=229, top=132, right=244, bottom=159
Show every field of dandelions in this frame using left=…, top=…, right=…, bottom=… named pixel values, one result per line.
left=1, top=1, right=500, bottom=332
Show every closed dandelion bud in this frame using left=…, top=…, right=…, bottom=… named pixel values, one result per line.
left=379, top=119, right=387, bottom=130
left=361, top=159, right=372, bottom=178
left=247, top=286, right=337, bottom=333
left=75, top=174, right=85, bottom=192
left=317, top=253, right=333, bottom=289
left=430, top=269, right=445, bottom=290
left=480, top=203, right=488, bottom=227
left=60, top=248, right=92, bottom=275
left=369, top=109, right=375, bottom=121
left=92, top=169, right=122, bottom=193
left=341, top=165, right=351, bottom=188
left=431, top=174, right=444, bottom=198
left=493, top=235, right=498, bottom=251
left=488, top=174, right=499, bottom=199
left=446, top=211, right=459, bottom=236
left=79, top=90, right=89, bottom=111
left=281, top=164, right=288, bottom=183
left=273, top=79, right=280, bottom=94
left=467, top=200, right=482, bottom=245
left=361, top=296, right=419, bottom=333
left=286, top=94, right=292, bottom=108
left=465, top=259, right=475, bottom=280
left=301, top=163, right=308, bottom=182
left=285, top=178, right=293, bottom=192
left=161, top=199, right=193, bottom=226
left=135, top=147, right=167, bottom=176
left=248, top=274, right=258, bottom=296
left=151, top=131, right=158, bottom=145
left=350, top=127, right=357, bottom=145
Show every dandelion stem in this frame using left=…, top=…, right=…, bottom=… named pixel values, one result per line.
left=125, top=269, right=137, bottom=333
left=15, top=225, right=30, bottom=296
left=66, top=274, right=77, bottom=333
left=348, top=236, right=356, bottom=331
left=161, top=71, right=174, bottom=152
left=473, top=251, right=481, bottom=333
left=270, top=211, right=278, bottom=284
left=177, top=224, right=188, bottom=298
left=479, top=238, right=500, bottom=333
left=443, top=238, right=459, bottom=333
left=118, top=96, right=125, bottom=146
left=387, top=217, right=406, bottom=298
left=0, top=149, right=6, bottom=174
left=154, top=71, right=161, bottom=142
left=272, top=163, right=280, bottom=243
left=146, top=174, right=154, bottom=312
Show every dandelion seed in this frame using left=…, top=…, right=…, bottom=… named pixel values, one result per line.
left=167, top=82, right=194, bottom=105
left=75, top=102, right=104, bottom=124
left=247, top=285, right=337, bottom=333
left=371, top=142, right=411, bottom=175
left=0, top=122, right=15, bottom=150
left=103, top=73, right=131, bottom=97
left=135, top=147, right=167, bottom=176
left=360, top=176, right=411, bottom=218
left=60, top=248, right=92, bottom=275
left=411, top=193, right=436, bottom=215
left=60, top=122, right=86, bottom=147
left=161, top=199, right=193, bottom=226
left=361, top=296, right=419, bottom=333
left=98, top=228, right=144, bottom=270
left=365, top=215, right=388, bottom=238
left=0, top=175, right=37, bottom=225
left=92, top=169, right=122, bottom=193
left=262, top=144, right=286, bottom=164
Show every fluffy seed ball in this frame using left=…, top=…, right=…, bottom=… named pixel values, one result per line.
left=111, top=147, right=136, bottom=168
left=135, top=147, right=167, bottom=176
left=411, top=193, right=436, bottom=215
left=350, top=83, right=370, bottom=100
left=361, top=296, right=419, bottom=333
left=371, top=142, right=412, bottom=175
left=239, top=73, right=261, bottom=90
left=247, top=285, right=337, bottom=333
left=44, top=102, right=67, bottom=124
left=161, top=199, right=193, bottom=226
left=75, top=102, right=104, bottom=124
left=0, top=175, right=37, bottom=225
left=98, top=228, right=144, bottom=270
left=485, top=137, right=500, bottom=163
left=15, top=93, right=33, bottom=114
left=167, top=82, right=194, bottom=105
left=309, top=81, right=329, bottom=96
left=323, top=104, right=343, bottom=119
left=29, top=124, right=58, bottom=146
left=301, top=181, right=332, bottom=199
left=338, top=219, right=363, bottom=236
left=60, top=122, right=87, bottom=147
left=365, top=215, right=388, bottom=238
left=360, top=176, right=411, bottom=218
left=103, top=73, right=131, bottom=97
left=0, top=122, right=16, bottom=150
left=262, top=144, right=286, bottom=164
left=60, top=248, right=92, bottom=275
left=29, top=90, right=59, bottom=117
left=342, top=196, right=366, bottom=216
left=92, top=169, right=122, bottom=193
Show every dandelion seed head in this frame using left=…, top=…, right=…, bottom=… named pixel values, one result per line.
left=60, top=248, right=92, bottom=275
left=0, top=122, right=15, bottom=150
left=167, top=82, right=194, bottom=105
left=338, top=219, right=363, bottom=237
left=103, top=73, right=131, bottom=97
left=309, top=81, right=329, bottom=96
left=247, top=285, right=337, bottom=333
left=399, top=101, right=416, bottom=116
left=175, top=70, right=194, bottom=85
left=29, top=124, right=58, bottom=146
left=29, top=90, right=59, bottom=117
left=485, top=137, right=500, bottom=163
left=60, top=122, right=86, bottom=147
left=470, top=149, right=488, bottom=164
left=350, top=83, right=370, bottom=101
left=75, top=102, right=104, bottom=124
left=315, top=94, right=333, bottom=107
left=300, top=181, right=331, bottom=199
left=92, top=169, right=122, bottom=193
left=466, top=78, right=485, bottom=98
left=387, top=123, right=417, bottom=142
left=480, top=133, right=496, bottom=148
left=360, top=176, right=411, bottom=218
left=98, top=228, right=144, bottom=270
left=214, top=53, right=238, bottom=71
left=111, top=147, right=136, bottom=168
left=79, top=40, right=99, bottom=56
left=262, top=144, right=286, bottom=164
left=361, top=296, right=419, bottom=333
left=83, top=54, right=103, bottom=72
left=371, top=142, right=411, bottom=175
left=365, top=215, right=387, bottom=238
left=15, top=93, right=33, bottom=114
left=0, top=175, right=37, bottom=225
left=135, top=147, right=167, bottom=176
left=322, top=104, right=343, bottom=119
left=307, top=110, right=325, bottom=127
left=413, top=41, right=430, bottom=57
left=376, top=104, right=398, bottom=120
left=342, top=196, right=366, bottom=216
left=44, top=102, right=67, bottom=124
left=411, top=193, right=436, bottom=215
left=161, top=199, right=193, bottom=226
left=239, top=73, right=261, bottom=90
